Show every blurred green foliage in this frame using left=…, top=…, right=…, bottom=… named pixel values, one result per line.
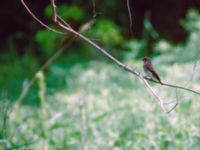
left=45, top=4, right=85, bottom=21
left=85, top=19, right=124, bottom=47
left=35, top=29, right=65, bottom=55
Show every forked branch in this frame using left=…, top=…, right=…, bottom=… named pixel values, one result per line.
left=19, top=0, right=200, bottom=113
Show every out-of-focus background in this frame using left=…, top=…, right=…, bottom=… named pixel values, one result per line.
left=0, top=0, right=200, bottom=149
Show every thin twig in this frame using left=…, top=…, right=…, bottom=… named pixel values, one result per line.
left=140, top=77, right=178, bottom=113
left=21, top=0, right=65, bottom=34
left=127, top=0, right=133, bottom=35
left=184, top=60, right=200, bottom=87
left=143, top=76, right=200, bottom=95
left=139, top=76, right=167, bottom=112
left=50, top=0, right=57, bottom=23
left=92, top=0, right=97, bottom=18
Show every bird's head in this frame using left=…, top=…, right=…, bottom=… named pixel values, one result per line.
left=143, top=56, right=151, bottom=62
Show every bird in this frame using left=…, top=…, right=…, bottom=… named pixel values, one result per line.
left=143, top=56, right=163, bottom=85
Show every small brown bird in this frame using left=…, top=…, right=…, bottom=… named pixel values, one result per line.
left=143, top=56, right=163, bottom=84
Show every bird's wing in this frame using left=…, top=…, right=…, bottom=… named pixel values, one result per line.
left=146, top=62, right=161, bottom=82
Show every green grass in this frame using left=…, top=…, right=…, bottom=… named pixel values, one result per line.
left=0, top=52, right=200, bottom=149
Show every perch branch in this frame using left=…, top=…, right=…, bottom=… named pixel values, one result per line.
left=144, top=76, right=200, bottom=95
left=18, top=0, right=200, bottom=114
left=56, top=17, right=200, bottom=96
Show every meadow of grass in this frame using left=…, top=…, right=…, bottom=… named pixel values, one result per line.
left=0, top=47, right=200, bottom=150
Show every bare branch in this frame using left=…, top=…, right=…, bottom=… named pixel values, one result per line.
left=50, top=0, right=57, bottom=23
left=57, top=22, right=200, bottom=96
left=127, top=0, right=133, bottom=35
left=92, top=0, right=97, bottom=18
left=140, top=76, right=167, bottom=112
left=21, top=0, right=65, bottom=34
left=140, top=76, right=178, bottom=113
left=18, top=0, right=200, bottom=114
left=143, top=76, right=200, bottom=95
left=48, top=1, right=200, bottom=96
left=184, top=60, right=200, bottom=87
